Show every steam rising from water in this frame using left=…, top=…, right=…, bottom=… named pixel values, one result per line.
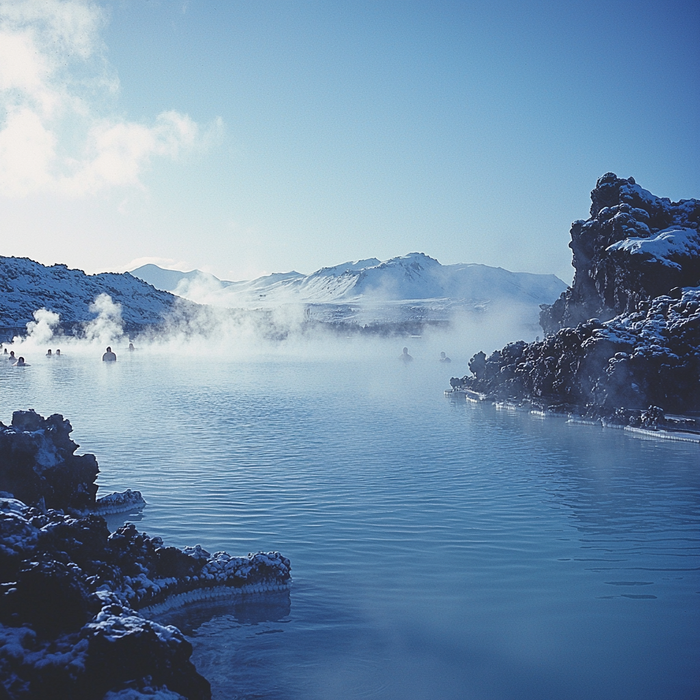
left=85, top=294, right=125, bottom=347
left=25, top=308, right=60, bottom=345
left=7, top=292, right=541, bottom=368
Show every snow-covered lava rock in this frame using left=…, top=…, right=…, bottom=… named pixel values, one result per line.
left=453, top=175, right=700, bottom=420
left=0, top=412, right=291, bottom=699
left=541, top=172, right=699, bottom=333
left=0, top=410, right=99, bottom=512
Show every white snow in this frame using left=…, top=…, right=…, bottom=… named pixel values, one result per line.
left=606, top=227, right=700, bottom=269
left=132, top=253, right=567, bottom=318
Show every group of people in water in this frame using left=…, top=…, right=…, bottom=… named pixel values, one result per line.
left=3, top=349, right=28, bottom=366
left=400, top=347, right=451, bottom=363
left=1, top=342, right=136, bottom=366
left=5, top=341, right=447, bottom=365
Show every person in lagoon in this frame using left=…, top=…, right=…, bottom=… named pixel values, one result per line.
left=55, top=349, right=61, bottom=356
left=400, top=347, right=413, bottom=362
left=46, top=349, right=52, bottom=357
left=14, top=356, right=29, bottom=366
left=439, top=352, right=451, bottom=363
left=128, top=342, right=135, bottom=352
left=8, top=350, right=16, bottom=362
left=102, top=346, right=117, bottom=362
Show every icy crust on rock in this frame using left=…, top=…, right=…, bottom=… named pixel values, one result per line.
left=94, top=489, right=147, bottom=515
left=141, top=578, right=291, bottom=616
left=0, top=496, right=291, bottom=699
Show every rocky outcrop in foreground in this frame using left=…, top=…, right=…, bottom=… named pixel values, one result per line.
left=0, top=411, right=291, bottom=699
left=454, top=175, right=700, bottom=420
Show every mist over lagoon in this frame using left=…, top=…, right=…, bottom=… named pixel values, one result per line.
left=2, top=343, right=698, bottom=700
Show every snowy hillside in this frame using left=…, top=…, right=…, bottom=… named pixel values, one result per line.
left=0, top=256, right=181, bottom=337
left=132, top=253, right=567, bottom=309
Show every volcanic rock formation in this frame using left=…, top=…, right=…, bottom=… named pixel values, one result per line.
left=541, top=172, right=700, bottom=333
left=0, top=410, right=99, bottom=512
left=457, top=175, right=700, bottom=418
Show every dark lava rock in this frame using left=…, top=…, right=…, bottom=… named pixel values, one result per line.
left=541, top=173, right=700, bottom=334
left=458, top=175, right=700, bottom=418
left=0, top=411, right=98, bottom=511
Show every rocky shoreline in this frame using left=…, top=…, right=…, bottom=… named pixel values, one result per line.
left=0, top=411, right=291, bottom=699
left=449, top=174, right=700, bottom=431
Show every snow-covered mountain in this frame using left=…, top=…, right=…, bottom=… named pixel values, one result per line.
left=0, top=256, right=181, bottom=338
left=0, top=253, right=566, bottom=342
left=132, top=253, right=567, bottom=308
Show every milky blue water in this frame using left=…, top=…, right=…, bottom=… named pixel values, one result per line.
left=1, top=349, right=699, bottom=699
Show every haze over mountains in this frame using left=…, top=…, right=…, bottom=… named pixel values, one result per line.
left=0, top=252, right=566, bottom=341
left=132, top=252, right=566, bottom=309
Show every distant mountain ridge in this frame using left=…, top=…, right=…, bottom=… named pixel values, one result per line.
left=0, top=253, right=567, bottom=342
left=131, top=253, right=567, bottom=308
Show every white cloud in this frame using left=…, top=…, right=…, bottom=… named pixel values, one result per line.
left=0, top=0, right=217, bottom=197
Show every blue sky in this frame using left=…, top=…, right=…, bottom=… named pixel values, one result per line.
left=0, top=0, right=698, bottom=282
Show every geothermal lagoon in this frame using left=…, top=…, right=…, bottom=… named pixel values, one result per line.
left=1, top=343, right=698, bottom=700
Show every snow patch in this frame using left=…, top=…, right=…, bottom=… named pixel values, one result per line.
left=607, top=227, right=700, bottom=269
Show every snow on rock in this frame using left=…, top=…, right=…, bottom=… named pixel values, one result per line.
left=457, top=175, right=700, bottom=421
left=606, top=227, right=700, bottom=270
left=0, top=413, right=291, bottom=699
left=541, top=173, right=700, bottom=334
left=0, top=496, right=290, bottom=698
left=0, top=410, right=99, bottom=511
left=94, top=490, right=147, bottom=515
